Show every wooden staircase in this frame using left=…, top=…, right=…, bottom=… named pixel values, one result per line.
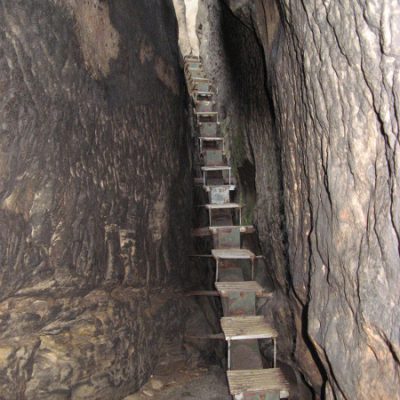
left=184, top=54, right=289, bottom=400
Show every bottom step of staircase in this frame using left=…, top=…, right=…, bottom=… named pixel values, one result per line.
left=227, top=368, right=289, bottom=398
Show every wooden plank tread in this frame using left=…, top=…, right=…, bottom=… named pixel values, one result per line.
left=192, top=225, right=255, bottom=237
left=195, top=111, right=218, bottom=115
left=212, top=248, right=255, bottom=259
left=193, top=91, right=216, bottom=98
left=210, top=225, right=254, bottom=233
left=215, top=281, right=263, bottom=294
left=205, top=203, right=241, bottom=210
left=198, top=136, right=223, bottom=141
left=201, top=166, right=230, bottom=171
left=195, top=91, right=214, bottom=95
left=203, top=185, right=235, bottom=192
left=191, top=77, right=211, bottom=82
left=227, top=368, right=289, bottom=396
left=221, top=316, right=277, bottom=340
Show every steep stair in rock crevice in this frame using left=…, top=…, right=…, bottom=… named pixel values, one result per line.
left=183, top=55, right=290, bottom=400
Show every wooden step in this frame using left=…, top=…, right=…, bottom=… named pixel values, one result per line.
left=195, top=111, right=219, bottom=116
left=201, top=166, right=230, bottom=172
left=212, top=248, right=255, bottom=259
left=227, top=368, right=289, bottom=398
left=211, top=225, right=254, bottom=234
left=198, top=136, right=223, bottom=141
left=221, top=316, right=277, bottom=340
left=194, top=90, right=213, bottom=95
left=215, top=281, right=264, bottom=296
left=190, top=77, right=211, bottom=83
left=203, top=185, right=236, bottom=192
left=205, top=202, right=240, bottom=209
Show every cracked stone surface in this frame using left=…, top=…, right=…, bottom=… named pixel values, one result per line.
left=0, top=0, right=192, bottom=398
left=197, top=0, right=400, bottom=399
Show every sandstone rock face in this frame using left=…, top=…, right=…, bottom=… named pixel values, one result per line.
left=0, top=0, right=191, bottom=398
left=197, top=0, right=400, bottom=399
left=172, top=0, right=200, bottom=57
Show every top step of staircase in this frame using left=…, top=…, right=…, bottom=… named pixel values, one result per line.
left=221, top=315, right=278, bottom=340
left=227, top=368, right=289, bottom=397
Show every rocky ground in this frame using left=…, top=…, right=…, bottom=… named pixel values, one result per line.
left=123, top=340, right=230, bottom=400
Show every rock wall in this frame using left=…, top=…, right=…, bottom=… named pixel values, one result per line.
left=0, top=0, right=191, bottom=399
left=272, top=2, right=400, bottom=398
left=172, top=0, right=201, bottom=57
left=197, top=0, right=400, bottom=399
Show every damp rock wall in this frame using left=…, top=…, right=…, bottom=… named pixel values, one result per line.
left=0, top=0, right=191, bottom=399
left=197, top=0, right=400, bottom=399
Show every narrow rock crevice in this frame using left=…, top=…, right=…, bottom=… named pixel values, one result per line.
left=1, top=0, right=399, bottom=399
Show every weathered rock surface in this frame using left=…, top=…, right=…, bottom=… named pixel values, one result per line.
left=172, top=0, right=200, bottom=57
left=0, top=0, right=191, bottom=398
left=197, top=0, right=400, bottom=399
